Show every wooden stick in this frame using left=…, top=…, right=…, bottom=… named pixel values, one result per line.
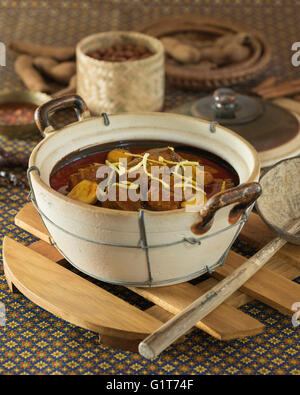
left=255, top=79, right=300, bottom=99
left=263, top=86, right=300, bottom=99
left=14, top=55, right=54, bottom=93
left=10, top=41, right=75, bottom=61
left=139, top=219, right=300, bottom=359
left=251, top=77, right=276, bottom=93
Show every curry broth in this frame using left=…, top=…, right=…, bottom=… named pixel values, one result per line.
left=50, top=141, right=239, bottom=208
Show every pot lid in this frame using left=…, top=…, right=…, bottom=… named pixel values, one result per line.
left=190, top=88, right=299, bottom=153
left=191, top=88, right=264, bottom=126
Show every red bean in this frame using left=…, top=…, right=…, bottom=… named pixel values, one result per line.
left=87, top=44, right=153, bottom=62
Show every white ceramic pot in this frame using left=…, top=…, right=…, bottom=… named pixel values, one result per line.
left=30, top=95, right=261, bottom=287
left=76, top=31, right=165, bottom=114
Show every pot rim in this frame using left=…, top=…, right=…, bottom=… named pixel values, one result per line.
left=76, top=30, right=164, bottom=66
left=29, top=111, right=260, bottom=218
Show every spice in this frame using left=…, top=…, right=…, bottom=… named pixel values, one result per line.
left=0, top=102, right=37, bottom=125
left=87, top=44, right=153, bottom=62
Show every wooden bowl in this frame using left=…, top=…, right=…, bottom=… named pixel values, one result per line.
left=136, top=16, right=272, bottom=90
left=256, top=156, right=300, bottom=245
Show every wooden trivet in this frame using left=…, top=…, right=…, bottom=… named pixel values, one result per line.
left=3, top=203, right=300, bottom=352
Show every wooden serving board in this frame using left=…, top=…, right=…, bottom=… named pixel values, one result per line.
left=3, top=203, right=300, bottom=352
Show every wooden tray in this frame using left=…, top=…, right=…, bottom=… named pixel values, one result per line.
left=3, top=203, right=300, bottom=352
left=136, top=16, right=272, bottom=90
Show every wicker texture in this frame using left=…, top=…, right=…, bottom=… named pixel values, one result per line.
left=77, top=32, right=165, bottom=114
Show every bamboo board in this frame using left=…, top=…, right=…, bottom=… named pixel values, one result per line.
left=2, top=203, right=300, bottom=352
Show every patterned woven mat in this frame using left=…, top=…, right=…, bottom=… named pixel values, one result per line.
left=0, top=0, right=300, bottom=375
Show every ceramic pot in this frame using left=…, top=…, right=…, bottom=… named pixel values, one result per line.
left=29, top=94, right=261, bottom=287
left=76, top=31, right=165, bottom=114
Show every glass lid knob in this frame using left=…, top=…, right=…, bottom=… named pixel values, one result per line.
left=213, top=88, right=237, bottom=107
left=212, top=88, right=238, bottom=118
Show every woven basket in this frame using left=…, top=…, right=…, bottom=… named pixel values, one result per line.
left=76, top=31, right=165, bottom=114
left=136, top=16, right=272, bottom=90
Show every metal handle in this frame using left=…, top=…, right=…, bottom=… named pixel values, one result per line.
left=34, top=94, right=91, bottom=138
left=191, top=182, right=262, bottom=235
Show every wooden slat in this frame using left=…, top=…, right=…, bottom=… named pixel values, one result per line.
left=29, top=240, right=64, bottom=262
left=15, top=203, right=50, bottom=243
left=3, top=237, right=163, bottom=340
left=240, top=212, right=276, bottom=247
left=129, top=282, right=264, bottom=340
left=267, top=256, right=300, bottom=279
left=214, top=251, right=300, bottom=316
left=240, top=212, right=300, bottom=271
left=195, top=277, right=253, bottom=308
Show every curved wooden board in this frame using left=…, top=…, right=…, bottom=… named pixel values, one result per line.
left=3, top=237, right=162, bottom=340
left=129, top=282, right=264, bottom=341
left=15, top=203, right=50, bottom=243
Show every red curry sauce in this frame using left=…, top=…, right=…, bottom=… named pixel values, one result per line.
left=50, top=143, right=239, bottom=202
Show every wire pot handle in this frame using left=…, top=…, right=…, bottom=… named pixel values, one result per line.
left=34, top=94, right=91, bottom=138
left=191, top=182, right=262, bottom=235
